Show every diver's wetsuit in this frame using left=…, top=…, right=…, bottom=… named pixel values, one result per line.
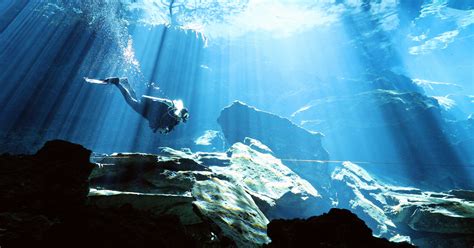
left=90, top=77, right=188, bottom=133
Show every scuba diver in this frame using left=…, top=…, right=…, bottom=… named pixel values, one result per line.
left=84, top=77, right=189, bottom=134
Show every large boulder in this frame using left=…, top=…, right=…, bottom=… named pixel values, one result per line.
left=212, top=141, right=330, bottom=219
left=330, top=162, right=400, bottom=240
left=217, top=101, right=329, bottom=161
left=265, top=208, right=414, bottom=248
left=0, top=139, right=95, bottom=213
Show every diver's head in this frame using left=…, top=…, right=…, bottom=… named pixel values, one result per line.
left=180, top=108, right=189, bottom=123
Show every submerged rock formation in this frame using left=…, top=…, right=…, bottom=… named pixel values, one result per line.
left=90, top=151, right=270, bottom=246
left=0, top=139, right=329, bottom=247
left=331, top=161, right=474, bottom=247
left=292, top=89, right=472, bottom=189
left=0, top=140, right=95, bottom=213
left=90, top=140, right=329, bottom=246
left=2, top=139, right=473, bottom=248
left=210, top=141, right=330, bottom=220
left=265, top=208, right=414, bottom=248
left=217, top=101, right=329, bottom=161
left=0, top=140, right=201, bottom=248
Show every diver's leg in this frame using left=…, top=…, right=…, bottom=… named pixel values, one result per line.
left=112, top=78, right=144, bottom=113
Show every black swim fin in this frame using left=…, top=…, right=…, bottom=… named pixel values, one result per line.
left=84, top=77, right=108, bottom=84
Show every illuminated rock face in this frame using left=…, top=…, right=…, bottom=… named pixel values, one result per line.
left=331, top=162, right=474, bottom=247
left=217, top=101, right=329, bottom=161
left=90, top=141, right=328, bottom=246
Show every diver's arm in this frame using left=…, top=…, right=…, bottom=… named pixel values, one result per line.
left=141, top=95, right=174, bottom=106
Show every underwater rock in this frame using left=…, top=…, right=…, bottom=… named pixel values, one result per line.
left=0, top=207, right=200, bottom=248
left=91, top=159, right=269, bottom=247
left=292, top=89, right=472, bottom=189
left=0, top=139, right=95, bottom=213
left=91, top=140, right=328, bottom=246
left=265, top=208, right=414, bottom=248
left=193, top=129, right=226, bottom=152
left=218, top=101, right=329, bottom=161
left=0, top=140, right=232, bottom=247
left=269, top=71, right=423, bottom=117
left=390, top=194, right=474, bottom=248
left=292, top=89, right=442, bottom=141
left=0, top=212, right=55, bottom=246
left=88, top=189, right=201, bottom=224
left=449, top=189, right=474, bottom=201
left=331, top=161, right=474, bottom=247
left=213, top=142, right=330, bottom=219
left=447, top=116, right=474, bottom=164
left=413, top=78, right=464, bottom=96
left=90, top=137, right=474, bottom=247
left=3, top=139, right=473, bottom=247
left=91, top=147, right=270, bottom=246
left=330, top=162, right=402, bottom=240
left=435, top=94, right=474, bottom=120
left=243, top=137, right=273, bottom=154
left=447, top=0, right=474, bottom=10
left=355, top=70, right=424, bottom=94
left=395, top=205, right=474, bottom=234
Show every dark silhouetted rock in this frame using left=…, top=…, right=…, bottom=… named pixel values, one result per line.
left=0, top=212, right=55, bottom=247
left=43, top=206, right=199, bottom=248
left=0, top=207, right=200, bottom=248
left=217, top=101, right=329, bottom=161
left=0, top=139, right=95, bottom=213
left=265, top=208, right=415, bottom=248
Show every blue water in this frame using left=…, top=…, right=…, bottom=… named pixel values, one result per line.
left=0, top=0, right=473, bottom=189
